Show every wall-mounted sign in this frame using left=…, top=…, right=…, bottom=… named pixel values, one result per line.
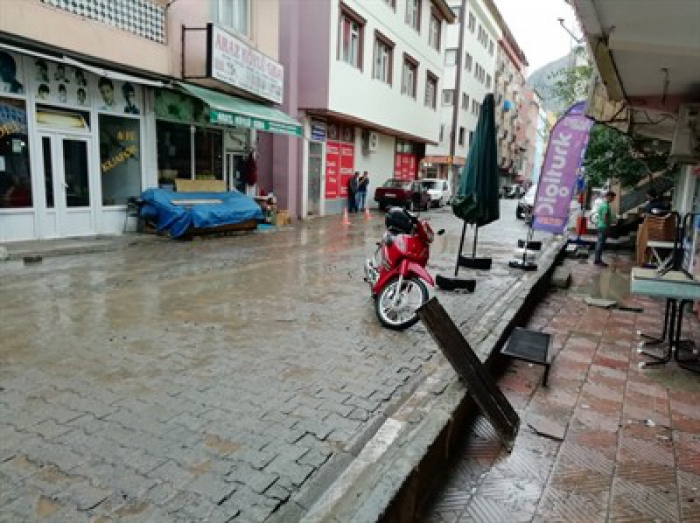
left=207, top=24, right=284, bottom=105
left=311, top=122, right=326, bottom=142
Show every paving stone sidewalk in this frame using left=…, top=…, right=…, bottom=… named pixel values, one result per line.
left=422, top=253, right=700, bottom=522
left=0, top=203, right=556, bottom=522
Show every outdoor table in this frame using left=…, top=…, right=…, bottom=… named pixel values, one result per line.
left=631, top=267, right=700, bottom=373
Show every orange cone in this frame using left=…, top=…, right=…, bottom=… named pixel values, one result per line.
left=363, top=207, right=371, bottom=220
left=342, top=207, right=351, bottom=226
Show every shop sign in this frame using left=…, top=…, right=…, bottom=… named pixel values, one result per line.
left=207, top=24, right=284, bottom=105
left=210, top=110, right=301, bottom=137
left=325, top=140, right=354, bottom=199
left=311, top=123, right=326, bottom=142
left=394, top=153, right=417, bottom=180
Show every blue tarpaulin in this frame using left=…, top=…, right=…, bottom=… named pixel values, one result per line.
left=140, top=188, right=264, bottom=238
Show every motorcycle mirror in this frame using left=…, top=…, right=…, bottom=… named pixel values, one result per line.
left=437, top=229, right=446, bottom=235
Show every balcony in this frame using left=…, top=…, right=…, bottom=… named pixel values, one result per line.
left=41, top=0, right=166, bottom=43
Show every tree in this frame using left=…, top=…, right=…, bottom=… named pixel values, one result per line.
left=548, top=47, right=672, bottom=189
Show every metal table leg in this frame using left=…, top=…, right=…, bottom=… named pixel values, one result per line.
left=639, top=299, right=675, bottom=367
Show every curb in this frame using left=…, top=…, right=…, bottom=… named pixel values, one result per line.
left=295, top=237, right=567, bottom=523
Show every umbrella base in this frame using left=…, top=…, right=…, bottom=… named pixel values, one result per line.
left=436, top=274, right=476, bottom=292
left=518, top=239, right=542, bottom=251
left=509, top=259, right=538, bottom=271
left=458, top=256, right=492, bottom=270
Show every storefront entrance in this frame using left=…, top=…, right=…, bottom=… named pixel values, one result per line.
left=38, top=133, right=95, bottom=238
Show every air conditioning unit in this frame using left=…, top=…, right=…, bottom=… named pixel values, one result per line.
left=366, top=131, right=379, bottom=153
left=670, top=103, right=700, bottom=163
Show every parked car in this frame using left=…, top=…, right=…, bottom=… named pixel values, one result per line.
left=416, top=178, right=452, bottom=208
left=516, top=185, right=537, bottom=219
left=374, top=179, right=431, bottom=211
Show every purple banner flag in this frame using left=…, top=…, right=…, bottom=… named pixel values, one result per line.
left=532, top=102, right=593, bottom=234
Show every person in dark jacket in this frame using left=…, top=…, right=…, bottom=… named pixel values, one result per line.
left=347, top=172, right=359, bottom=213
left=356, top=171, right=370, bottom=212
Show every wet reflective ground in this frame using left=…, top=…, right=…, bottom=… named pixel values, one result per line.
left=0, top=201, right=551, bottom=521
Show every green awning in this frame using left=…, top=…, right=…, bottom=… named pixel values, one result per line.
left=176, top=82, right=302, bottom=137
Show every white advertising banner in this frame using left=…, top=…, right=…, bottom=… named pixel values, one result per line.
left=207, top=24, right=284, bottom=104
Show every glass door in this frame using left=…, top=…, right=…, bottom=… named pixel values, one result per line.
left=39, top=133, right=94, bottom=237
left=308, top=142, right=322, bottom=216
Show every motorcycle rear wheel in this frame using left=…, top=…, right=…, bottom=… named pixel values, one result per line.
left=375, top=277, right=429, bottom=330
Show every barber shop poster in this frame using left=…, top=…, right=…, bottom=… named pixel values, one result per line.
left=20, top=55, right=142, bottom=115
left=0, top=49, right=25, bottom=96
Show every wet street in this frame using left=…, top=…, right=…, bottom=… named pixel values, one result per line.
left=0, top=200, right=550, bottom=521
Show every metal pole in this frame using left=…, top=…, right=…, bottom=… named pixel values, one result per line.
left=472, top=225, right=479, bottom=258
left=449, top=0, right=469, bottom=194
left=455, top=221, right=467, bottom=276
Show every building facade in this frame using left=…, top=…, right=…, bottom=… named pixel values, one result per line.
left=275, top=0, right=454, bottom=216
left=493, top=30, right=530, bottom=192
left=0, top=0, right=300, bottom=242
left=423, top=0, right=500, bottom=182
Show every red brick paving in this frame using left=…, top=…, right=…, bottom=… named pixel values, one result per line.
left=421, top=255, right=700, bottom=522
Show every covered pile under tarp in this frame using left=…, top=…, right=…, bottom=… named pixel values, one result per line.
left=140, top=188, right=264, bottom=238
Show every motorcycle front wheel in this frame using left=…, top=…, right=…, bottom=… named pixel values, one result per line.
left=375, top=277, right=429, bottom=330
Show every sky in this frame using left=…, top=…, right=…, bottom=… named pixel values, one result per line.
left=492, top=0, right=580, bottom=73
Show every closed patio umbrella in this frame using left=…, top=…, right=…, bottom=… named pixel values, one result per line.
left=452, top=93, right=500, bottom=275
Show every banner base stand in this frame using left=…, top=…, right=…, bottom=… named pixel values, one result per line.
left=436, top=274, right=476, bottom=292
left=458, top=256, right=492, bottom=270
left=509, top=259, right=538, bottom=271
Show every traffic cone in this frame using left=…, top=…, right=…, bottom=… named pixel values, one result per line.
left=342, top=207, right=351, bottom=226
left=363, top=207, right=371, bottom=220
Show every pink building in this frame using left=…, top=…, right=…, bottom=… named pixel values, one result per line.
left=0, top=0, right=300, bottom=241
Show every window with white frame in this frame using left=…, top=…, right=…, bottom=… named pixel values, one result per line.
left=458, top=126, right=465, bottom=146
left=429, top=13, right=441, bottom=50
left=405, top=0, right=421, bottom=31
left=425, top=72, right=438, bottom=109
left=489, top=39, right=494, bottom=55
left=402, top=55, right=418, bottom=97
left=464, top=52, right=472, bottom=71
left=382, top=0, right=396, bottom=8
left=373, top=34, right=393, bottom=84
left=339, top=7, right=364, bottom=69
left=462, top=92, right=469, bottom=110
left=485, top=74, right=492, bottom=90
left=442, top=89, right=454, bottom=106
left=445, top=48, right=457, bottom=66
left=215, top=0, right=250, bottom=36
left=468, top=12, right=475, bottom=32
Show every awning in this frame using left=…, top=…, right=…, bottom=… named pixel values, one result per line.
left=176, top=82, right=302, bottom=137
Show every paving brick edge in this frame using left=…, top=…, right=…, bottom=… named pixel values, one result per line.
left=292, top=237, right=568, bottom=523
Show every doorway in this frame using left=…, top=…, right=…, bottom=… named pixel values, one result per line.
left=308, top=142, right=322, bottom=215
left=39, top=133, right=95, bottom=237
left=225, top=151, right=248, bottom=194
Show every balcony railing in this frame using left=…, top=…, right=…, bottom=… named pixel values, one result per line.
left=41, top=0, right=165, bottom=43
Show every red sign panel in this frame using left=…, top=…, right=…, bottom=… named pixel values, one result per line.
left=325, top=142, right=340, bottom=198
left=325, top=141, right=355, bottom=199
left=394, top=153, right=418, bottom=180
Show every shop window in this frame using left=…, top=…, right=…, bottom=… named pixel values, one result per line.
left=195, top=128, right=223, bottom=180
left=99, top=114, right=141, bottom=206
left=0, top=98, right=32, bottom=209
left=157, top=121, right=192, bottom=182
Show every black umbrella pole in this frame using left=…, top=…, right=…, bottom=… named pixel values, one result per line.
left=472, top=225, right=478, bottom=258
left=455, top=221, right=467, bottom=277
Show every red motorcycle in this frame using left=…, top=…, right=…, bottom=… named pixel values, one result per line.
left=364, top=207, right=443, bottom=330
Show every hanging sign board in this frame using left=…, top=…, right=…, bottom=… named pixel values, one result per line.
left=207, top=24, right=284, bottom=105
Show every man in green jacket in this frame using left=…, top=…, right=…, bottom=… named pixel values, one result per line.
left=594, top=191, right=616, bottom=267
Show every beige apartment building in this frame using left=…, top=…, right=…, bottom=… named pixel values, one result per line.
left=0, top=0, right=299, bottom=242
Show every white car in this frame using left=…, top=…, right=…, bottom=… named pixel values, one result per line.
left=417, top=178, right=452, bottom=208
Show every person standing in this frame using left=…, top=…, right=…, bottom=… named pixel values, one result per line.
left=347, top=172, right=359, bottom=213
left=356, top=171, right=369, bottom=212
left=594, top=190, right=616, bottom=267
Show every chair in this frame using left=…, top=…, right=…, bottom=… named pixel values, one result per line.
left=123, top=197, right=144, bottom=233
left=636, top=213, right=677, bottom=268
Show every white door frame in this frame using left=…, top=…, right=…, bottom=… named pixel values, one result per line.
left=37, top=131, right=96, bottom=238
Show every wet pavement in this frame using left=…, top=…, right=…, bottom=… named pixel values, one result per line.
left=0, top=201, right=557, bottom=521
left=421, top=253, right=700, bottom=522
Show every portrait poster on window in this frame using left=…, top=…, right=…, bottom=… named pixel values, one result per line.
left=24, top=56, right=91, bottom=107
left=0, top=49, right=25, bottom=96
